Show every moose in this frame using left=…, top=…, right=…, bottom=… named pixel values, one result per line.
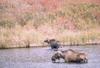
left=51, top=49, right=88, bottom=63
left=44, top=39, right=60, bottom=50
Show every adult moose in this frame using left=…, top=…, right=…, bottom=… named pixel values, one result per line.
left=51, top=49, right=88, bottom=63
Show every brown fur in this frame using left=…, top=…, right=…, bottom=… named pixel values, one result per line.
left=51, top=49, right=88, bottom=63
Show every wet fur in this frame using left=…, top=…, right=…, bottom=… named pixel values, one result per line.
left=51, top=49, right=88, bottom=63
left=44, top=39, right=60, bottom=50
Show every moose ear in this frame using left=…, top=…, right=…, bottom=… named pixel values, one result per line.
left=44, top=39, right=49, bottom=43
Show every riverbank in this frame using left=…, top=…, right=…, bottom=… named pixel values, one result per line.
left=0, top=42, right=100, bottom=49
left=0, top=3, right=100, bottom=49
left=0, top=27, right=100, bottom=49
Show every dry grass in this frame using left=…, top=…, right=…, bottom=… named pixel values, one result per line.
left=0, top=25, right=100, bottom=48
left=57, top=29, right=100, bottom=45
left=0, top=26, right=45, bottom=48
left=0, top=3, right=100, bottom=48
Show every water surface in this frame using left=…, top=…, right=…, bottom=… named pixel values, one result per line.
left=0, top=45, right=100, bottom=68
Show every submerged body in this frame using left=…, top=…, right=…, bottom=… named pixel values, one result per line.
left=52, top=49, right=88, bottom=63
left=44, top=39, right=60, bottom=50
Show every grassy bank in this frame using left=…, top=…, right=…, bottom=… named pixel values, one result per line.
left=0, top=3, right=100, bottom=48
left=0, top=26, right=100, bottom=49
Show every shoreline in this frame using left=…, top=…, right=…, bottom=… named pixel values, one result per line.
left=0, top=42, right=100, bottom=49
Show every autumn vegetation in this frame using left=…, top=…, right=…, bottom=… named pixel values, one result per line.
left=0, top=0, right=100, bottom=48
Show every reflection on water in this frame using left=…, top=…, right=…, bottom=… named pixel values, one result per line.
left=0, top=45, right=100, bottom=68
